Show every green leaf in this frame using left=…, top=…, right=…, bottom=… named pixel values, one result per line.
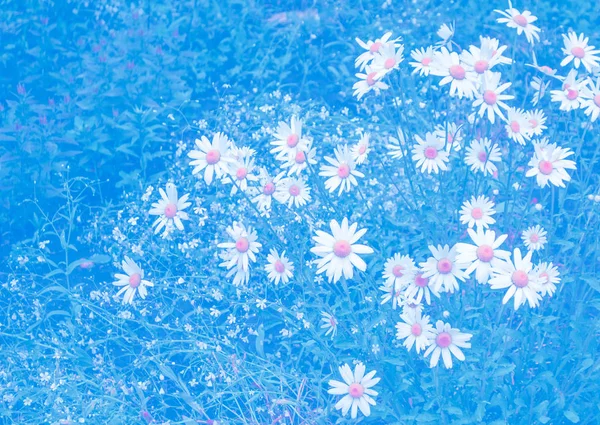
left=564, top=411, right=580, bottom=423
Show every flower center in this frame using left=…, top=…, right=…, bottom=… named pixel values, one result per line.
left=366, top=72, right=378, bottom=86
left=594, top=94, right=600, bottom=107
left=287, top=134, right=299, bottom=148
left=483, top=90, right=497, bottom=105
left=236, top=167, right=248, bottom=180
left=529, top=234, right=539, bottom=243
left=164, top=203, right=178, bottom=219
left=512, top=270, right=529, bottom=287
left=295, top=150, right=306, bottom=164
left=476, top=245, right=494, bottom=262
left=411, top=323, right=422, bottom=336
left=337, top=163, right=351, bottom=178
left=437, top=258, right=453, bottom=274
left=538, top=160, right=553, bottom=175
left=129, top=273, right=141, bottom=288
left=529, top=119, right=538, bottom=128
left=539, top=271, right=549, bottom=284
left=474, top=60, right=489, bottom=74
left=513, top=14, right=528, bottom=27
left=477, top=151, right=488, bottom=162
left=263, top=182, right=275, bottom=195
left=289, top=184, right=300, bottom=197
left=421, top=57, right=432, bottom=66
left=235, top=237, right=249, bottom=253
left=384, top=57, right=396, bottom=69
left=274, top=260, right=285, bottom=273
left=369, top=41, right=382, bottom=53
left=436, top=331, right=452, bottom=348
left=566, top=89, right=578, bottom=101
left=449, top=64, right=466, bottom=80
left=333, top=240, right=352, bottom=258
left=471, top=207, right=483, bottom=219
left=359, top=144, right=367, bottom=154
left=510, top=121, right=520, bottom=133
left=571, top=46, right=586, bottom=59
left=206, top=149, right=221, bottom=165
left=424, top=146, right=438, bottom=159
left=415, top=274, right=429, bottom=288
left=392, top=265, right=404, bottom=278
left=348, top=383, right=364, bottom=398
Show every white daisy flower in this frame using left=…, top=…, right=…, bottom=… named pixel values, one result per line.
left=310, top=218, right=374, bottom=283
left=561, top=31, right=600, bottom=72
left=223, top=151, right=259, bottom=195
left=521, top=225, right=548, bottom=251
left=550, top=69, right=588, bottom=111
left=459, top=195, right=497, bottom=230
left=430, top=47, right=478, bottom=99
left=379, top=281, right=404, bottom=310
left=355, top=31, right=400, bottom=70
left=460, top=36, right=512, bottom=75
left=113, top=256, right=154, bottom=304
left=404, top=271, right=439, bottom=305
left=582, top=76, right=600, bottom=122
left=424, top=321, right=472, bottom=369
left=274, top=176, right=311, bottom=208
left=270, top=116, right=308, bottom=162
left=265, top=249, right=294, bottom=285
left=533, top=262, right=560, bottom=297
left=217, top=222, right=261, bottom=273
left=320, top=312, right=338, bottom=338
left=371, top=42, right=404, bottom=78
left=526, top=109, right=547, bottom=136
left=525, top=141, right=576, bottom=188
left=148, top=183, right=191, bottom=236
left=489, top=248, right=542, bottom=310
left=319, top=145, right=364, bottom=195
left=409, top=46, right=435, bottom=76
left=436, top=23, right=455, bottom=50
left=420, top=244, right=468, bottom=294
left=395, top=309, right=435, bottom=354
left=455, top=228, right=511, bottom=284
left=281, top=139, right=318, bottom=175
left=382, top=253, right=417, bottom=290
left=472, top=71, right=514, bottom=124
left=252, top=170, right=285, bottom=213
left=411, top=132, right=450, bottom=174
left=353, top=65, right=389, bottom=100
left=504, top=107, right=532, bottom=145
left=495, top=2, right=541, bottom=45
left=188, top=132, right=231, bottom=185
left=328, top=363, right=380, bottom=419
left=351, top=132, right=370, bottom=165
left=464, top=138, right=502, bottom=176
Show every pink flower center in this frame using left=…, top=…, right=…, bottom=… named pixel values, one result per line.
left=287, top=134, right=299, bottom=148
left=483, top=90, right=497, bottom=105
left=571, top=46, right=586, bottom=59
left=366, top=72, right=378, bottom=86
left=510, top=121, right=520, bottom=133
left=424, top=146, right=438, bottom=159
left=295, top=150, right=306, bottom=164
left=529, top=119, right=538, bottom=128
left=476, top=245, right=494, bottom=262
left=512, top=270, right=529, bottom=288
left=529, top=234, right=539, bottom=243
left=392, top=265, right=404, bottom=278
left=359, top=144, right=367, bottom=154
left=415, top=274, right=429, bottom=288
left=289, top=184, right=300, bottom=197
left=369, top=41, right=382, bottom=53
left=333, top=240, right=352, bottom=258
left=540, top=65, right=554, bottom=75
left=348, top=383, right=364, bottom=398
left=513, top=14, right=528, bottom=27
left=129, top=273, right=141, bottom=288
left=236, top=167, right=248, bottom=180
left=411, top=323, right=423, bottom=336
left=474, top=60, right=489, bottom=74
left=538, top=160, right=553, bottom=175
left=337, top=163, right=351, bottom=178
left=421, top=57, right=432, bottom=66
left=566, top=89, right=578, bottom=101
left=236, top=237, right=249, bottom=253
left=471, top=207, right=483, bottom=219
left=206, top=149, right=220, bottom=165
left=539, top=272, right=549, bottom=284
left=274, top=260, right=285, bottom=273
left=263, top=182, right=275, bottom=195
left=594, top=94, right=600, bottom=107
left=477, top=151, right=488, bottom=162
left=437, top=258, right=453, bottom=274
left=164, top=203, right=177, bottom=219
left=384, top=57, right=396, bottom=69
left=449, top=65, right=466, bottom=80
left=436, top=331, right=452, bottom=348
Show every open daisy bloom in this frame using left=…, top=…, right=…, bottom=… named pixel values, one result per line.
left=188, top=132, right=231, bottom=185
left=409, top=46, right=435, bottom=76
left=561, top=31, right=600, bottom=72
left=270, top=116, right=309, bottom=162
left=504, top=107, right=532, bottom=145
left=113, top=256, right=154, bottom=304
left=382, top=253, right=417, bottom=291
left=521, top=225, right=548, bottom=251
left=354, top=31, right=400, bottom=71
left=465, top=138, right=502, bottom=176
left=412, top=132, right=450, bottom=174
left=430, top=47, right=477, bottom=99
left=274, top=176, right=311, bottom=208
left=218, top=222, right=261, bottom=273
left=525, top=141, right=576, bottom=188
left=320, top=311, right=338, bottom=338
left=489, top=248, right=542, bottom=310
left=550, top=69, right=588, bottom=112
left=319, top=145, right=364, bottom=195
left=395, top=309, right=435, bottom=354
left=495, top=2, right=540, bottom=45
left=310, top=217, right=374, bottom=283
left=424, top=320, right=472, bottom=369
left=459, top=195, right=497, bottom=230
left=420, top=244, right=468, bottom=293
left=328, top=363, right=380, bottom=419
left=533, top=262, right=561, bottom=297
left=582, top=76, right=600, bottom=122
left=353, top=65, right=389, bottom=100
left=148, top=183, right=191, bottom=237
left=472, top=71, right=514, bottom=124
left=455, top=228, right=510, bottom=284
left=264, top=249, right=294, bottom=285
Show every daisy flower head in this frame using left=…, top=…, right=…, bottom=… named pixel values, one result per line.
left=550, top=69, right=588, bottom=111
left=265, top=249, right=294, bottom=285
left=113, top=256, right=154, bottom=304
left=404, top=271, right=439, bottom=305
left=455, top=228, right=510, bottom=284
left=489, top=248, right=542, bottom=310
left=378, top=281, right=405, bottom=310
left=355, top=31, right=400, bottom=70
left=252, top=170, right=285, bottom=213
left=395, top=309, right=435, bottom=354
left=281, top=139, right=318, bottom=175
left=424, top=321, right=472, bottom=369
left=328, top=362, right=380, bottom=419
left=561, top=31, right=600, bottom=72
left=148, top=183, right=191, bottom=236
left=521, top=225, right=548, bottom=251
left=465, top=138, right=502, bottom=176
left=460, top=195, right=497, bottom=230
left=382, top=253, right=417, bottom=290
left=353, top=65, right=389, bottom=100
left=525, top=141, right=576, bottom=188
left=223, top=150, right=259, bottom=195
left=526, top=109, right=547, bottom=136
left=270, top=116, right=308, bottom=162
left=430, top=47, right=478, bottom=99
left=217, top=222, right=261, bottom=273
left=274, top=176, right=312, bottom=208
left=495, top=2, right=541, bottom=45
left=436, top=23, right=455, bottom=50
left=533, top=262, right=560, bottom=297
left=351, top=132, right=370, bottom=165
left=188, top=132, right=231, bottom=185
left=434, top=122, right=463, bottom=153
left=371, top=42, right=404, bottom=78
left=386, top=128, right=406, bottom=159
left=310, top=218, right=374, bottom=283
left=472, top=71, right=514, bottom=124
left=409, top=46, right=435, bottom=76
left=320, top=312, right=338, bottom=338
left=582, top=76, right=600, bottom=122
left=505, top=107, right=532, bottom=145
left=461, top=37, right=512, bottom=75
left=319, top=144, right=364, bottom=195
left=420, top=244, right=468, bottom=294
left=411, top=132, right=450, bottom=174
